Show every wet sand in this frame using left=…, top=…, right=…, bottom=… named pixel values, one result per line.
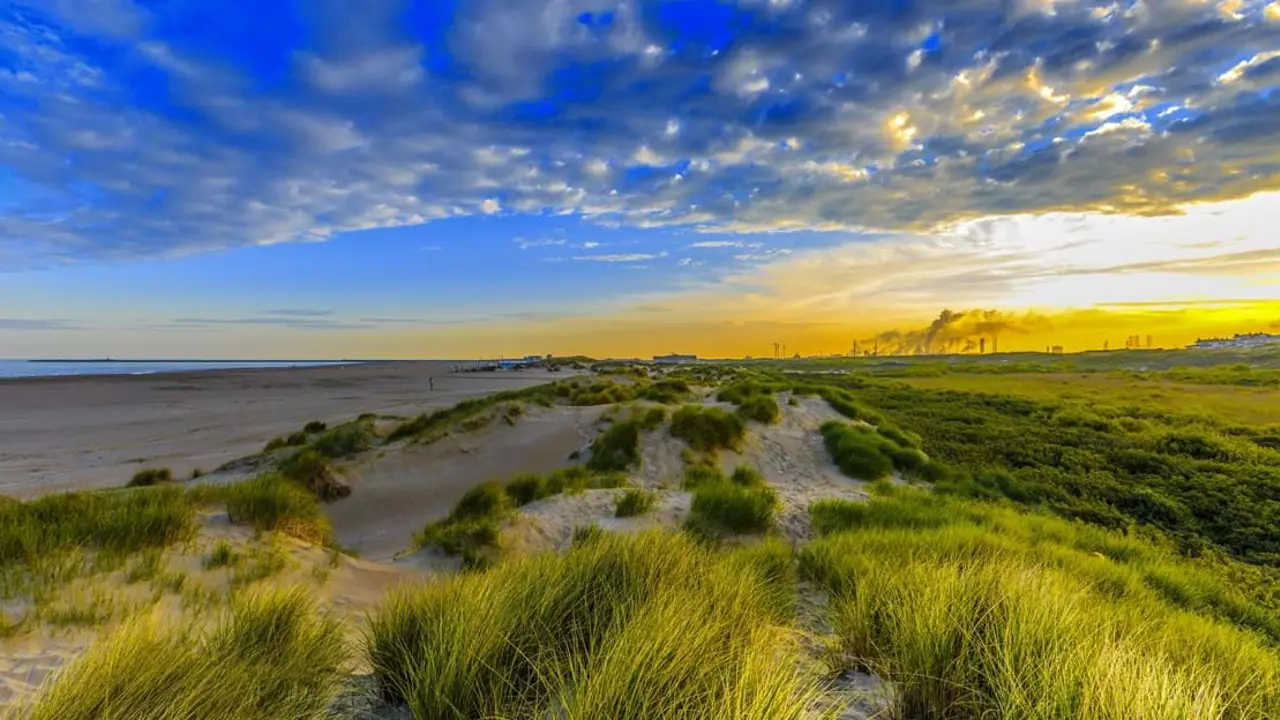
left=0, top=362, right=565, bottom=498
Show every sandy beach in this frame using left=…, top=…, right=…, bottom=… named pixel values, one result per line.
left=0, top=362, right=564, bottom=498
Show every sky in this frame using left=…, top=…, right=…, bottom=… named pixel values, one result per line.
left=1, top=0, right=1278, bottom=359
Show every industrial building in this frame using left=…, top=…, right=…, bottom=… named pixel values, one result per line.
left=653, top=354, right=697, bottom=364
left=1191, top=333, right=1280, bottom=350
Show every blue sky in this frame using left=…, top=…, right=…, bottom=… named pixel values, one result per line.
left=1, top=0, right=1279, bottom=357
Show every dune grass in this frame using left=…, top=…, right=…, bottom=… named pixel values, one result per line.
left=801, top=489, right=1280, bottom=718
left=614, top=488, right=656, bottom=518
left=220, top=473, right=332, bottom=545
left=366, top=531, right=816, bottom=719
left=13, top=586, right=346, bottom=720
left=417, top=468, right=627, bottom=564
left=127, top=467, right=173, bottom=488
left=1, top=485, right=196, bottom=598
left=587, top=416, right=645, bottom=472
left=670, top=405, right=745, bottom=452
left=820, top=420, right=936, bottom=481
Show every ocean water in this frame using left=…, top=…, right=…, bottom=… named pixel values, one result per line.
left=0, top=360, right=353, bottom=380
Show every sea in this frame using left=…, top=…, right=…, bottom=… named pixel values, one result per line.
left=0, top=359, right=355, bottom=380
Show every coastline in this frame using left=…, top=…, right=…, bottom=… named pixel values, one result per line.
left=0, top=361, right=561, bottom=498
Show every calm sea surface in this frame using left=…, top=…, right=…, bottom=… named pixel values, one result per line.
left=0, top=360, right=354, bottom=380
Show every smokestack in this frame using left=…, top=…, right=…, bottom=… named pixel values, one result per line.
left=980, top=338, right=986, bottom=354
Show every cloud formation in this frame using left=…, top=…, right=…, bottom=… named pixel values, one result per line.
left=0, top=0, right=1277, bottom=266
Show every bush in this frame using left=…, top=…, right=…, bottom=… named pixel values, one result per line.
left=820, top=422, right=897, bottom=481
left=364, top=532, right=815, bottom=719
left=670, top=406, right=745, bottom=452
left=127, top=468, right=173, bottom=488
left=222, top=474, right=332, bottom=545
left=303, top=420, right=327, bottom=434
left=689, top=482, right=777, bottom=535
left=640, top=406, right=667, bottom=429
left=736, top=394, right=780, bottom=424
left=18, top=587, right=346, bottom=720
left=505, top=473, right=546, bottom=507
left=615, top=489, right=656, bottom=518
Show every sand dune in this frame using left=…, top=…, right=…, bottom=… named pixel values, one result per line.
left=328, top=404, right=605, bottom=561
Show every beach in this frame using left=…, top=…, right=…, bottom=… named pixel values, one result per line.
left=0, top=361, right=562, bottom=498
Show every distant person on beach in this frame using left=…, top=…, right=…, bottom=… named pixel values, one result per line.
left=429, top=377, right=434, bottom=391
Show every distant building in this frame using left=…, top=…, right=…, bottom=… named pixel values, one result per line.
left=1050, top=345, right=1065, bottom=355
left=653, top=354, right=697, bottom=364
left=1191, top=333, right=1280, bottom=350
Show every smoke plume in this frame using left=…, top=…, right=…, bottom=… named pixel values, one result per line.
left=860, top=309, right=1052, bottom=356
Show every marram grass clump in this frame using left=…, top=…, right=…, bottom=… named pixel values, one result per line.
left=366, top=531, right=818, bottom=720
left=13, top=586, right=346, bottom=720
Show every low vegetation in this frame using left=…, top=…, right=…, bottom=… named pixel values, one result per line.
left=681, top=463, right=777, bottom=536
left=366, top=531, right=814, bottom=719
left=614, top=488, right=656, bottom=518
left=417, top=467, right=627, bottom=565
left=221, top=473, right=332, bottom=545
left=801, top=488, right=1280, bottom=718
left=15, top=587, right=346, bottom=720
left=127, top=467, right=173, bottom=488
left=819, top=420, right=931, bottom=481
left=669, top=405, right=745, bottom=452
left=1, top=485, right=196, bottom=598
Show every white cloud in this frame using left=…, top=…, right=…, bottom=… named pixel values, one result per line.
left=514, top=237, right=567, bottom=250
left=572, top=251, right=668, bottom=262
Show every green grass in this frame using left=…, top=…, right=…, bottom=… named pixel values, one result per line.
left=800, top=490, right=1280, bottom=718
left=14, top=586, right=346, bottom=720
left=309, top=422, right=372, bottom=457
left=587, top=416, right=644, bottom=472
left=819, top=421, right=925, bottom=481
left=614, top=488, right=656, bottom=518
left=277, top=448, right=350, bottom=501
left=201, top=540, right=240, bottom=570
left=0, top=485, right=196, bottom=595
left=365, top=531, right=816, bottom=719
left=419, top=468, right=627, bottom=560
left=388, top=383, right=564, bottom=442
left=670, top=405, right=745, bottom=452
left=220, top=473, right=332, bottom=545
left=902, top=372, right=1280, bottom=426
left=127, top=467, right=173, bottom=487
left=805, top=375, right=1280, bottom=564
left=302, top=420, right=327, bottom=434
left=688, top=481, right=777, bottom=536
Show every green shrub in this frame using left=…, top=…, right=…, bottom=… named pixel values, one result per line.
left=670, top=406, right=745, bottom=452
left=18, top=587, right=346, bottom=720
left=262, top=436, right=291, bottom=453
left=127, top=468, right=173, bottom=488
left=689, top=482, right=777, bottom=535
left=303, top=420, right=327, bottom=434
left=415, top=483, right=512, bottom=557
left=222, top=474, right=332, bottom=545
left=364, top=532, right=815, bottom=720
left=820, top=422, right=896, bottom=480
left=615, top=489, right=656, bottom=518
left=285, top=430, right=309, bottom=447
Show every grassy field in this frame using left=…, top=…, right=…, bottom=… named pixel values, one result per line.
left=900, top=372, right=1280, bottom=426
left=11, top=365, right=1280, bottom=718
